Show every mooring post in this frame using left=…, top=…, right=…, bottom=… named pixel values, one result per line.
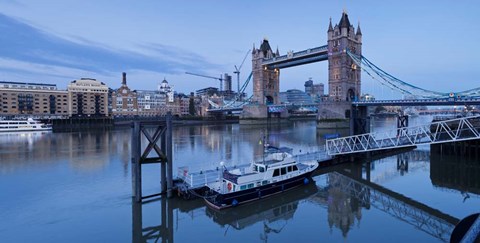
left=132, top=121, right=142, bottom=202
left=160, top=126, right=167, bottom=194
left=166, top=112, right=173, bottom=198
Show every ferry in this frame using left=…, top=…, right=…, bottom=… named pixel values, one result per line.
left=0, top=118, right=52, bottom=132
left=203, top=146, right=319, bottom=210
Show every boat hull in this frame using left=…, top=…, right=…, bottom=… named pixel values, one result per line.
left=0, top=127, right=51, bottom=132
left=204, top=172, right=315, bottom=210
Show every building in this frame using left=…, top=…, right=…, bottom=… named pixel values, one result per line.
left=173, top=93, right=190, bottom=116
left=136, top=90, right=168, bottom=116
left=304, top=78, right=324, bottom=102
left=327, top=11, right=362, bottom=101
left=279, top=89, right=314, bottom=105
left=196, top=87, right=219, bottom=98
left=111, top=72, right=138, bottom=117
left=0, top=81, right=68, bottom=118
left=67, top=78, right=109, bottom=117
left=158, top=78, right=174, bottom=103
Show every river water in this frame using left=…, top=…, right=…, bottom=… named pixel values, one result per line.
left=0, top=116, right=479, bottom=242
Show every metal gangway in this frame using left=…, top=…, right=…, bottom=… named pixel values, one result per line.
left=326, top=115, right=480, bottom=156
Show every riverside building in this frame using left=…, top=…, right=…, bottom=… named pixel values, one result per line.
left=111, top=73, right=138, bottom=117
left=67, top=78, right=109, bottom=117
left=0, top=81, right=68, bottom=118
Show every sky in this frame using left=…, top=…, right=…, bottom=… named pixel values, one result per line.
left=0, top=0, right=479, bottom=99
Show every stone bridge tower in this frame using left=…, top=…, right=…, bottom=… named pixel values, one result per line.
left=327, top=11, right=362, bottom=102
left=252, top=38, right=280, bottom=105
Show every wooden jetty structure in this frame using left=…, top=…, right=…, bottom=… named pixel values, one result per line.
left=131, top=113, right=173, bottom=202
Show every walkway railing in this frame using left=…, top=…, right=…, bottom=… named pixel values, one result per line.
left=262, top=45, right=328, bottom=65
left=326, top=115, right=480, bottom=156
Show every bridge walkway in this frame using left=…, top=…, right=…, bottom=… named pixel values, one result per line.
left=326, top=115, right=480, bottom=156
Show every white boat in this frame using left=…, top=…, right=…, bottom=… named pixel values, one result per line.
left=0, top=118, right=52, bottom=132
left=203, top=146, right=319, bottom=210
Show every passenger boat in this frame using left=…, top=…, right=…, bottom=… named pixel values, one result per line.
left=204, top=146, right=319, bottom=210
left=0, top=118, right=52, bottom=132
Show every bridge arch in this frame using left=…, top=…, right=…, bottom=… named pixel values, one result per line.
left=347, top=88, right=355, bottom=101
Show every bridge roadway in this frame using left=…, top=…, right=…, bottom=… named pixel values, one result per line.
left=353, top=97, right=480, bottom=106
left=262, top=45, right=328, bottom=69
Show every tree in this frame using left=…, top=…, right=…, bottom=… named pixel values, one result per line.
left=188, top=93, right=196, bottom=116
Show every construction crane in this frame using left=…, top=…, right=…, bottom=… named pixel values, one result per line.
left=185, top=72, right=224, bottom=92
left=233, top=50, right=250, bottom=99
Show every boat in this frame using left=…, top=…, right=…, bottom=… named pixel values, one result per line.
left=203, top=146, right=319, bottom=210
left=0, top=118, right=52, bottom=132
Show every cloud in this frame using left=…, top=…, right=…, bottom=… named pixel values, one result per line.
left=0, top=13, right=219, bottom=84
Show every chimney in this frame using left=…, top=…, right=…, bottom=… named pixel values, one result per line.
left=122, top=72, right=127, bottom=85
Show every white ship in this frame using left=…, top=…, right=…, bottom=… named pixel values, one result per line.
left=0, top=118, right=52, bottom=132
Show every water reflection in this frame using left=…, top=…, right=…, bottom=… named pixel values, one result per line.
left=206, top=183, right=318, bottom=233
left=0, top=130, right=128, bottom=174
left=430, top=153, right=480, bottom=199
left=2, top=118, right=480, bottom=242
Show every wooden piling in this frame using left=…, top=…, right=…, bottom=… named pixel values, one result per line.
left=132, top=121, right=142, bottom=202
left=166, top=112, right=173, bottom=198
left=131, top=113, right=174, bottom=203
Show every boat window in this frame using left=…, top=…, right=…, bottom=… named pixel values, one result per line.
left=247, top=183, right=254, bottom=189
left=262, top=180, right=268, bottom=185
left=259, top=166, right=265, bottom=173
left=253, top=166, right=257, bottom=172
left=273, top=169, right=280, bottom=177
left=281, top=167, right=287, bottom=175
left=240, top=185, right=247, bottom=190
left=293, top=165, right=298, bottom=171
left=288, top=166, right=293, bottom=172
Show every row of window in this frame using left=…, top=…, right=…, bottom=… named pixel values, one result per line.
left=272, top=165, right=299, bottom=177
left=1, top=93, right=67, bottom=97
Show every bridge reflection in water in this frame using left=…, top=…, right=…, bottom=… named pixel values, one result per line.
left=132, top=150, right=478, bottom=243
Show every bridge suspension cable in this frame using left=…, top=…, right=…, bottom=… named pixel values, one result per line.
left=346, top=50, right=480, bottom=99
left=207, top=72, right=253, bottom=109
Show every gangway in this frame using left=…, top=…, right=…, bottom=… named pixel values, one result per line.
left=326, top=115, right=480, bottom=156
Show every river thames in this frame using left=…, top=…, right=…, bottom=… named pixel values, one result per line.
left=0, top=116, right=479, bottom=242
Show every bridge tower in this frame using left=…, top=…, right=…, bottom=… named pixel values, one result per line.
left=327, top=11, right=362, bottom=101
left=252, top=38, right=280, bottom=105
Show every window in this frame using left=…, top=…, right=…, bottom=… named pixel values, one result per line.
left=273, top=169, right=280, bottom=177
left=281, top=167, right=286, bottom=175
left=292, top=165, right=298, bottom=171
left=247, top=183, right=254, bottom=189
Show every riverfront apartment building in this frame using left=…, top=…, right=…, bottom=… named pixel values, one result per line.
left=67, top=78, right=109, bottom=117
left=111, top=73, right=138, bottom=117
left=0, top=81, right=69, bottom=118
left=136, top=90, right=168, bottom=116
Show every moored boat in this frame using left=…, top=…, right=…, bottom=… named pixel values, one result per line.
left=203, top=146, right=319, bottom=210
left=0, top=118, right=52, bottom=132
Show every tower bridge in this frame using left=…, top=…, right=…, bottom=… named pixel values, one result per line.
left=241, top=11, right=362, bottom=121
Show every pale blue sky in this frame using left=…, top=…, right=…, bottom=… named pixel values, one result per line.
left=0, top=0, right=479, bottom=99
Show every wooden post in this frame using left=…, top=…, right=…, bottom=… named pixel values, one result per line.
left=166, top=112, right=174, bottom=198
left=160, top=129, right=167, bottom=194
left=132, top=121, right=142, bottom=202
